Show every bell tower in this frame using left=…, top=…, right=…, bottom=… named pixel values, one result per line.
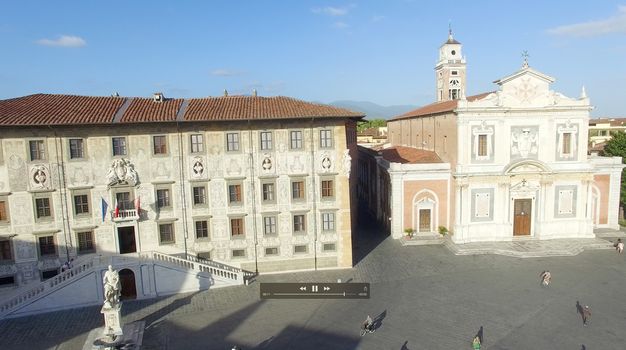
left=435, top=28, right=466, bottom=102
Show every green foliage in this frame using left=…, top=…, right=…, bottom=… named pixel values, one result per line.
left=602, top=132, right=626, bottom=206
left=404, top=227, right=415, bottom=236
left=619, top=219, right=626, bottom=227
left=438, top=226, right=449, bottom=236
left=357, top=119, right=387, bottom=132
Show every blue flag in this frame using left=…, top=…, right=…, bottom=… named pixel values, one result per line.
left=101, top=197, right=108, bottom=222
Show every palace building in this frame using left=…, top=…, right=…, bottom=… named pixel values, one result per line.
left=358, top=31, right=624, bottom=243
left=0, top=92, right=363, bottom=291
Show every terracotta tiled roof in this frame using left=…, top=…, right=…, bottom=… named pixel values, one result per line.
left=0, top=94, right=126, bottom=125
left=589, top=118, right=626, bottom=127
left=589, top=142, right=607, bottom=152
left=378, top=146, right=442, bottom=164
left=0, top=94, right=364, bottom=126
left=184, top=96, right=362, bottom=121
left=390, top=92, right=494, bottom=121
left=120, top=98, right=184, bottom=122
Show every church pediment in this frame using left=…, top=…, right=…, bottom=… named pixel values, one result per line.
left=467, top=67, right=583, bottom=109
left=503, top=159, right=551, bottom=175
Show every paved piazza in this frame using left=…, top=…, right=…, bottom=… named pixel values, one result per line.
left=1, top=226, right=626, bottom=350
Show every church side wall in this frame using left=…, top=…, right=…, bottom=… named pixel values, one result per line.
left=593, top=174, right=610, bottom=225
left=402, top=179, right=448, bottom=233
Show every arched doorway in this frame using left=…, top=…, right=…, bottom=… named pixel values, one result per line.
left=119, top=268, right=137, bottom=300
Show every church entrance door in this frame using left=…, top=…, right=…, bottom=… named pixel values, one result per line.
left=419, top=209, right=431, bottom=232
left=513, top=199, right=532, bottom=236
left=119, top=268, right=137, bottom=300
left=118, top=226, right=136, bottom=254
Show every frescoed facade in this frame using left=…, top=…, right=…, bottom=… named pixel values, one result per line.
left=0, top=93, right=363, bottom=288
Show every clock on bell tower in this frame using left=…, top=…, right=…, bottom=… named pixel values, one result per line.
left=434, top=28, right=467, bottom=102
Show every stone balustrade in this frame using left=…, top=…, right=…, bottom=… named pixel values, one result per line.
left=0, top=259, right=95, bottom=318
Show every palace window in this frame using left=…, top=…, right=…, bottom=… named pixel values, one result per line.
left=320, top=129, right=333, bottom=148
left=294, top=245, right=308, bottom=254
left=265, top=247, right=279, bottom=256
left=190, top=134, right=204, bottom=153
left=293, top=214, right=306, bottom=234
left=230, top=218, right=245, bottom=237
left=226, top=132, right=240, bottom=152
left=263, top=216, right=277, bottom=236
left=29, top=140, right=46, bottom=161
left=35, top=197, right=52, bottom=219
left=192, top=186, right=207, bottom=206
left=0, top=240, right=12, bottom=261
left=77, top=231, right=95, bottom=254
left=38, top=235, right=56, bottom=257
left=156, top=189, right=171, bottom=209
left=291, top=180, right=305, bottom=201
left=73, top=194, right=90, bottom=216
left=115, top=192, right=133, bottom=210
left=195, top=220, right=209, bottom=239
left=228, top=183, right=243, bottom=205
left=112, top=137, right=127, bottom=156
left=321, top=180, right=334, bottom=199
left=231, top=249, right=246, bottom=258
left=321, top=212, right=335, bottom=232
left=159, top=223, right=175, bottom=244
left=322, top=243, right=336, bottom=252
left=290, top=130, right=303, bottom=149
left=262, top=182, right=275, bottom=203
left=260, top=131, right=273, bottom=151
left=153, top=135, right=168, bottom=155
left=69, top=139, right=85, bottom=159
left=0, top=199, right=8, bottom=222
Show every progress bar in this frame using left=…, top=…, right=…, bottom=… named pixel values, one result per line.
left=260, top=283, right=370, bottom=299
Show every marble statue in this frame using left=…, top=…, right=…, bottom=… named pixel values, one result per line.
left=103, top=265, right=121, bottom=309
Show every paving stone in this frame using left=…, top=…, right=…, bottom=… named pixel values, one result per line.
left=1, top=227, right=626, bottom=349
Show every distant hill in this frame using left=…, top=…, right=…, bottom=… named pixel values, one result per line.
left=329, top=100, right=418, bottom=120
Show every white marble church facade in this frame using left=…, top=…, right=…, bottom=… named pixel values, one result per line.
left=362, top=32, right=624, bottom=243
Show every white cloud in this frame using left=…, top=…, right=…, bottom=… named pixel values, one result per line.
left=334, top=21, right=350, bottom=29
left=210, top=69, right=242, bottom=77
left=36, top=35, right=86, bottom=47
left=547, top=5, right=626, bottom=37
left=312, top=5, right=353, bottom=16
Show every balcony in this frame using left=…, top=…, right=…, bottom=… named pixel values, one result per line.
left=111, top=209, right=139, bottom=222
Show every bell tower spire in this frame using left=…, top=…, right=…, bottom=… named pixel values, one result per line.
left=435, top=27, right=466, bottom=102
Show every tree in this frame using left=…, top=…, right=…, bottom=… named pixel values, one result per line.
left=602, top=131, right=626, bottom=211
left=357, top=119, right=387, bottom=132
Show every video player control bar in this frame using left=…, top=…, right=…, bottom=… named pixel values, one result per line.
left=260, top=283, right=370, bottom=299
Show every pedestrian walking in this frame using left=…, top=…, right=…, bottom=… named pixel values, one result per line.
left=582, top=305, right=592, bottom=326
left=472, top=335, right=481, bottom=350
left=540, top=270, right=551, bottom=287
left=616, top=239, right=624, bottom=253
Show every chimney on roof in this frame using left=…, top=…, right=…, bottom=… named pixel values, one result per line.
left=252, top=89, right=257, bottom=97
left=223, top=89, right=228, bottom=97
left=153, top=92, right=164, bottom=102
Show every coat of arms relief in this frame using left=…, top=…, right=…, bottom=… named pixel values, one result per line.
left=106, top=159, right=139, bottom=188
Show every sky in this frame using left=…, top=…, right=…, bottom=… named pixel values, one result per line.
left=1, top=1, right=625, bottom=117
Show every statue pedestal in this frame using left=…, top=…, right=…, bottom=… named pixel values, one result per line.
left=101, top=304, right=124, bottom=339
left=83, top=321, right=145, bottom=350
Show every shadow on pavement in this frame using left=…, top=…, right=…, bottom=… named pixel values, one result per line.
left=353, top=207, right=389, bottom=265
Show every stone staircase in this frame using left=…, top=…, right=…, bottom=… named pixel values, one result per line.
left=444, top=237, right=615, bottom=258
left=0, top=252, right=251, bottom=319
left=400, top=233, right=446, bottom=246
